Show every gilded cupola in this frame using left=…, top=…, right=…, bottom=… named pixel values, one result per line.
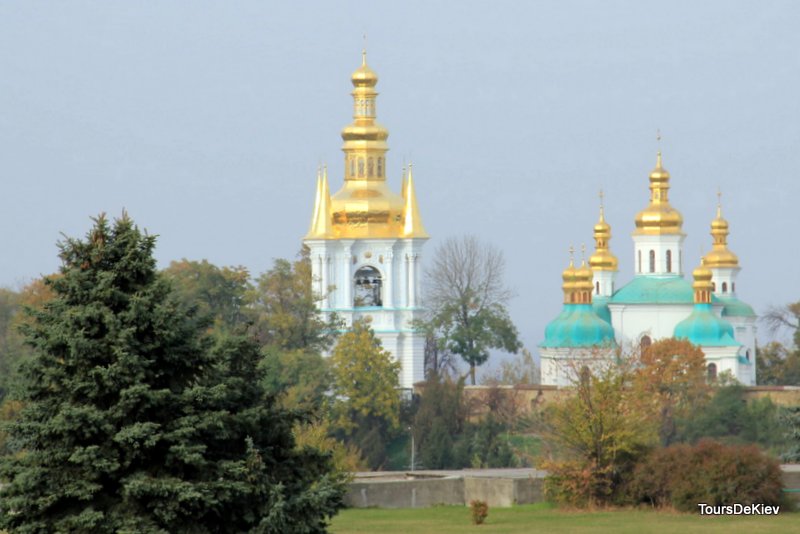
left=305, top=52, right=426, bottom=240
left=692, top=259, right=714, bottom=304
left=702, top=194, right=739, bottom=269
left=633, top=152, right=685, bottom=235
left=589, top=192, right=618, bottom=272
left=561, top=250, right=577, bottom=304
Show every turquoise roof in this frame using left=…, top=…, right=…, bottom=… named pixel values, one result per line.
left=541, top=304, right=616, bottom=348
left=593, top=297, right=612, bottom=324
left=610, top=275, right=696, bottom=304
left=674, top=303, right=741, bottom=347
left=717, top=296, right=757, bottom=318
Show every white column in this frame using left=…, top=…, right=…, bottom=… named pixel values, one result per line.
left=383, top=252, right=394, bottom=308
left=342, top=245, right=353, bottom=309
left=409, top=253, right=417, bottom=308
left=320, top=252, right=329, bottom=309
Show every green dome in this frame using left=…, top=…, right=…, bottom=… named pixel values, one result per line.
left=674, top=303, right=740, bottom=347
left=610, top=275, right=695, bottom=304
left=716, top=296, right=756, bottom=318
left=593, top=296, right=612, bottom=324
left=541, top=304, right=616, bottom=348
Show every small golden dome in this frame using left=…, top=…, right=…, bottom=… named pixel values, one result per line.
left=351, top=50, right=378, bottom=88
left=589, top=195, right=619, bottom=272
left=633, top=152, right=684, bottom=235
left=562, top=259, right=577, bottom=290
left=692, top=259, right=714, bottom=303
left=574, top=260, right=595, bottom=292
left=703, top=201, right=739, bottom=268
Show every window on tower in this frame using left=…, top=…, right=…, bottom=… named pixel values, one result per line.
left=707, top=363, right=717, bottom=381
left=354, top=266, right=383, bottom=308
left=722, top=282, right=728, bottom=293
left=732, top=282, right=735, bottom=293
left=666, top=250, right=672, bottom=273
left=368, top=158, right=374, bottom=177
left=638, top=250, right=642, bottom=273
left=595, top=281, right=600, bottom=295
left=350, top=158, right=355, bottom=177
left=640, top=335, right=652, bottom=353
left=649, top=250, right=655, bottom=273
left=358, top=158, right=365, bottom=177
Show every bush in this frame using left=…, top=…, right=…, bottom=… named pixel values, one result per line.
left=542, top=460, right=615, bottom=507
left=469, top=500, right=489, bottom=525
left=627, top=440, right=784, bottom=511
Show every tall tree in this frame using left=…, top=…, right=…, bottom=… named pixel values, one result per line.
left=0, top=214, right=343, bottom=533
left=249, top=249, right=341, bottom=353
left=330, top=319, right=401, bottom=469
left=632, top=338, right=710, bottom=445
left=162, top=259, right=251, bottom=333
left=425, top=235, right=521, bottom=384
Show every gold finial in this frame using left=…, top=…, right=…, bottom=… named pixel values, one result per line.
left=568, top=245, right=574, bottom=267
left=656, top=128, right=661, bottom=143
left=716, top=187, right=722, bottom=217
left=581, top=243, right=586, bottom=263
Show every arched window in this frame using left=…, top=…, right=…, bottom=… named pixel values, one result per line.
left=350, top=158, right=355, bottom=177
left=595, top=281, right=600, bottom=295
left=377, top=157, right=383, bottom=177
left=666, top=250, right=672, bottom=273
left=745, top=349, right=751, bottom=362
left=722, top=282, right=728, bottom=293
left=368, top=158, right=374, bottom=177
left=732, top=282, right=736, bottom=293
left=640, top=335, right=652, bottom=352
left=353, top=266, right=382, bottom=307
left=712, top=282, right=716, bottom=292
left=649, top=250, right=655, bottom=273
left=638, top=250, right=642, bottom=273
left=358, top=158, right=365, bottom=177
left=707, top=363, right=717, bottom=381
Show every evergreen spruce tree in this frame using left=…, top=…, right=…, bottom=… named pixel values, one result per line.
left=0, top=215, right=344, bottom=533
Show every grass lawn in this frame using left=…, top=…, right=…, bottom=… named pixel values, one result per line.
left=329, top=503, right=797, bottom=533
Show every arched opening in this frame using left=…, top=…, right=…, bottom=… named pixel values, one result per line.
left=354, top=266, right=382, bottom=307
left=649, top=250, right=655, bottom=273
left=640, top=335, right=652, bottom=353
left=350, top=157, right=355, bottom=177
left=745, top=349, right=751, bottom=362
left=595, top=281, right=600, bottom=295
left=666, top=250, right=672, bottom=273
left=732, top=282, right=736, bottom=293
left=638, top=250, right=642, bottom=273
left=358, top=158, right=365, bottom=177
left=722, top=282, right=728, bottom=293
left=368, top=157, right=374, bottom=177
left=707, top=363, right=717, bottom=381
left=377, top=157, right=383, bottom=177
left=712, top=282, right=716, bottom=292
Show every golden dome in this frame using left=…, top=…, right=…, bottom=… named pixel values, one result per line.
left=561, top=252, right=578, bottom=303
left=574, top=259, right=595, bottom=293
left=307, top=52, right=424, bottom=240
left=589, top=193, right=619, bottom=272
left=351, top=50, right=378, bottom=88
left=692, top=259, right=714, bottom=303
left=633, top=152, right=685, bottom=235
left=703, top=199, right=739, bottom=269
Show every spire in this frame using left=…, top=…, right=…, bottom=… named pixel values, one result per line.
left=703, top=189, right=739, bottom=269
left=401, top=165, right=408, bottom=201
left=633, top=150, right=684, bottom=235
left=402, top=163, right=428, bottom=238
left=306, top=165, right=332, bottom=238
left=589, top=189, right=619, bottom=272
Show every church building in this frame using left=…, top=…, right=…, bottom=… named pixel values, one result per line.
left=303, top=53, right=429, bottom=389
left=540, top=154, right=757, bottom=386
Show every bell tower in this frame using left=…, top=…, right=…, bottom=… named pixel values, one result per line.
left=303, top=53, right=429, bottom=389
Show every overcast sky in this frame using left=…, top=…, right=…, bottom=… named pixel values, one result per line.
left=0, top=1, right=798, bottom=366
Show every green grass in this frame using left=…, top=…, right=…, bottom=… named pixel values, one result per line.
left=330, top=503, right=797, bottom=533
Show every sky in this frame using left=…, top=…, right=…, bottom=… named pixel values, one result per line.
left=0, top=1, right=798, bottom=369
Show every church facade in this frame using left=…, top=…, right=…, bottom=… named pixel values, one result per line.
left=540, top=154, right=757, bottom=386
left=303, top=54, right=428, bottom=389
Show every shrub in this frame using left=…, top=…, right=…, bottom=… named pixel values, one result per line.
left=469, top=500, right=489, bottom=525
left=627, top=440, right=784, bottom=511
left=542, top=460, right=615, bottom=507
